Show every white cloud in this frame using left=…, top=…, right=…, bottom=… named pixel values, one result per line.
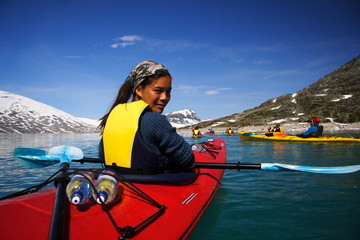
left=111, top=35, right=206, bottom=52
left=146, top=38, right=204, bottom=52
left=205, top=87, right=232, bottom=95
left=111, top=35, right=143, bottom=48
left=205, top=90, right=219, bottom=95
left=117, top=35, right=143, bottom=42
left=110, top=43, right=119, bottom=48
left=120, top=42, right=135, bottom=47
left=111, top=42, right=136, bottom=48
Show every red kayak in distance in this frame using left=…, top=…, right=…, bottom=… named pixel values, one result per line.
left=0, top=138, right=226, bottom=240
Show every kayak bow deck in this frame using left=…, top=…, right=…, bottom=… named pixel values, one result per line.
left=0, top=138, right=226, bottom=240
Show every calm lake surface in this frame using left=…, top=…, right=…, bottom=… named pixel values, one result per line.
left=1, top=131, right=360, bottom=240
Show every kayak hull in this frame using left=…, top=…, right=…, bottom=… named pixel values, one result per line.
left=192, top=134, right=203, bottom=138
left=0, top=138, right=226, bottom=240
left=224, top=133, right=235, bottom=136
left=239, top=132, right=360, bottom=143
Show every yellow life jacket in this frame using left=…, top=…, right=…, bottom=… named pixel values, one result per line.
left=271, top=127, right=284, bottom=133
left=193, top=129, right=200, bottom=135
left=103, top=100, right=149, bottom=168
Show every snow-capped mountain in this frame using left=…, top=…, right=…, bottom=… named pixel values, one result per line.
left=77, top=117, right=100, bottom=127
left=0, top=90, right=202, bottom=133
left=0, top=90, right=99, bottom=133
left=165, top=109, right=202, bottom=128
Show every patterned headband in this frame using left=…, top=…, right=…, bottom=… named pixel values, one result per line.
left=126, top=60, right=169, bottom=93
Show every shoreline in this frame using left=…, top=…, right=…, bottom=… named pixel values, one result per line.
left=177, top=122, right=360, bottom=134
left=235, top=122, right=360, bottom=133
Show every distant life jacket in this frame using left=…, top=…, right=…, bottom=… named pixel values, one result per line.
left=103, top=100, right=160, bottom=169
left=193, top=130, right=200, bottom=135
left=272, top=127, right=284, bottom=133
left=313, top=125, right=324, bottom=137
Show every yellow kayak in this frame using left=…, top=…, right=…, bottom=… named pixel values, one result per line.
left=238, top=132, right=264, bottom=140
left=239, top=132, right=360, bottom=143
left=224, top=132, right=235, bottom=136
left=192, top=134, right=203, bottom=138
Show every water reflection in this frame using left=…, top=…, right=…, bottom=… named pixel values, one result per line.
left=0, top=133, right=101, bottom=197
left=1, top=132, right=360, bottom=240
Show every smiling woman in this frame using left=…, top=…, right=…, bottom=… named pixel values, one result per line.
left=134, top=74, right=172, bottom=113
left=98, top=60, right=194, bottom=173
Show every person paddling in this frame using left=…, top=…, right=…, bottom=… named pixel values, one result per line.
left=226, top=128, right=234, bottom=134
left=98, top=60, right=194, bottom=174
left=268, top=123, right=284, bottom=133
left=192, top=127, right=202, bottom=136
left=265, top=123, right=285, bottom=136
left=297, top=117, right=323, bottom=138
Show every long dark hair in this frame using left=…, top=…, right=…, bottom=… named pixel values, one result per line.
left=99, top=71, right=171, bottom=131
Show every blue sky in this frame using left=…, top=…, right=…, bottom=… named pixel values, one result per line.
left=1, top=0, right=359, bottom=120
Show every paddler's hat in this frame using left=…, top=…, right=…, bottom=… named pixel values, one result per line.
left=126, top=60, right=169, bottom=93
left=312, top=117, right=321, bottom=123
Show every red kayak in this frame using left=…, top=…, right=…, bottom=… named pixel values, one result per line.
left=0, top=138, right=226, bottom=240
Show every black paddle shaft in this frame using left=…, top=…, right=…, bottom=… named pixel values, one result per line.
left=195, top=162, right=261, bottom=170
left=75, top=158, right=262, bottom=171
left=49, top=162, right=70, bottom=240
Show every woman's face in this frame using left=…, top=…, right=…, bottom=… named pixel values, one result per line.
left=135, top=75, right=172, bottom=113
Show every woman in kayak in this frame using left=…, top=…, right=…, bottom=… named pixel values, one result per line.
left=98, top=60, right=194, bottom=174
left=297, top=117, right=323, bottom=138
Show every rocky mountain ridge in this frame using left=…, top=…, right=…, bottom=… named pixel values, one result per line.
left=187, top=55, right=360, bottom=130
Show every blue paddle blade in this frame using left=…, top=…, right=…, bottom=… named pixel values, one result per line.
left=48, top=145, right=84, bottom=164
left=13, top=147, right=59, bottom=168
left=13, top=146, right=84, bottom=168
left=261, top=163, right=360, bottom=174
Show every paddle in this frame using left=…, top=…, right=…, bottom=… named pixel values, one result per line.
left=13, top=146, right=360, bottom=174
left=195, top=162, right=360, bottom=174
left=16, top=146, right=84, bottom=240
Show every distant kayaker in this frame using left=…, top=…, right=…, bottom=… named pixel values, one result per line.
left=265, top=123, right=284, bottom=136
left=268, top=124, right=284, bottom=133
left=297, top=117, right=323, bottom=138
left=98, top=60, right=194, bottom=174
left=225, top=128, right=234, bottom=134
left=193, top=127, right=202, bottom=135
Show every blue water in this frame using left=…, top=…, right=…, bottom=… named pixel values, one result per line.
left=1, top=132, right=360, bottom=239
